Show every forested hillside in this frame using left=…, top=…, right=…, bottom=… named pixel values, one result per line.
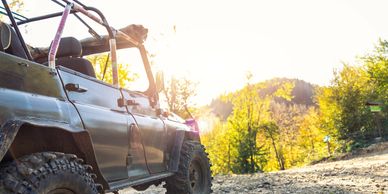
left=201, top=40, right=387, bottom=175
left=209, top=78, right=316, bottom=120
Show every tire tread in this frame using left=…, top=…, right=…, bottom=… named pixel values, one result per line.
left=0, top=152, right=99, bottom=194
left=164, top=140, right=212, bottom=194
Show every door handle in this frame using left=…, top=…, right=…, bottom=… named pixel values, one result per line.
left=65, top=83, right=88, bottom=93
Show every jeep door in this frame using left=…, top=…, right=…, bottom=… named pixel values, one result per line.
left=121, top=89, right=168, bottom=174
left=58, top=67, right=145, bottom=181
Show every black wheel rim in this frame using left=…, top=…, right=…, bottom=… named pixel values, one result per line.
left=189, top=157, right=205, bottom=193
left=47, top=188, right=75, bottom=194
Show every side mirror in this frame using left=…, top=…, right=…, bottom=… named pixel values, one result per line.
left=155, top=71, right=165, bottom=93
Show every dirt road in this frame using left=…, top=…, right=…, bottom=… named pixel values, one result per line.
left=118, top=143, right=388, bottom=194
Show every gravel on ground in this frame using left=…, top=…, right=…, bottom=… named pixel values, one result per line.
left=115, top=142, right=388, bottom=194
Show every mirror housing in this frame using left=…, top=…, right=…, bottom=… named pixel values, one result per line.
left=155, top=71, right=165, bottom=93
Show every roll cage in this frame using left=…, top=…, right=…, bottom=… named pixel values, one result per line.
left=0, top=0, right=157, bottom=101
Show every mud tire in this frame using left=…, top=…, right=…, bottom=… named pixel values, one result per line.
left=164, top=140, right=212, bottom=194
left=0, top=152, right=99, bottom=194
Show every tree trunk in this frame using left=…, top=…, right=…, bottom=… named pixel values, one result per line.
left=269, top=133, right=284, bottom=170
left=250, top=136, right=255, bottom=172
left=228, top=142, right=231, bottom=173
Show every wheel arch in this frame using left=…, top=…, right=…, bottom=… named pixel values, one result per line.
left=184, top=130, right=201, bottom=141
left=0, top=120, right=109, bottom=190
left=168, top=129, right=201, bottom=172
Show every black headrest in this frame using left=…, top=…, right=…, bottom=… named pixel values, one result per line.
left=57, top=58, right=96, bottom=78
left=56, top=37, right=82, bottom=57
left=0, top=22, right=28, bottom=59
left=0, top=22, right=11, bottom=50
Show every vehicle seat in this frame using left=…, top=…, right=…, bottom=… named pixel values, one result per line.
left=54, top=37, right=96, bottom=78
left=0, top=22, right=28, bottom=59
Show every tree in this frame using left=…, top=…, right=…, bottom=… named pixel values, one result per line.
left=260, top=122, right=284, bottom=170
left=86, top=54, right=138, bottom=88
left=162, top=77, right=197, bottom=119
left=315, top=39, right=388, bottom=152
left=363, top=40, right=388, bottom=103
left=315, top=65, right=374, bottom=151
left=201, top=118, right=238, bottom=175
left=226, top=75, right=268, bottom=173
left=225, top=75, right=294, bottom=173
left=270, top=103, right=308, bottom=169
left=336, top=65, right=374, bottom=139
left=316, top=65, right=371, bottom=145
left=363, top=40, right=388, bottom=134
left=296, top=107, right=328, bottom=164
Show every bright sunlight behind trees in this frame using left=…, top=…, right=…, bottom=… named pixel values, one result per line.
left=201, top=40, right=387, bottom=174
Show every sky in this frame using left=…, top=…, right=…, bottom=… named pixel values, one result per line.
left=19, top=0, right=388, bottom=105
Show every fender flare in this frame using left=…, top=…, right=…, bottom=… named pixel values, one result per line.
left=0, top=119, right=109, bottom=190
left=0, top=120, right=23, bottom=161
left=168, top=129, right=200, bottom=172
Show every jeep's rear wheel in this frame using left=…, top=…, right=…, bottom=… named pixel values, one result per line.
left=0, top=152, right=99, bottom=194
left=164, top=140, right=212, bottom=194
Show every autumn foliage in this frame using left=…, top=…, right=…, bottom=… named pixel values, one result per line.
left=201, top=40, right=387, bottom=174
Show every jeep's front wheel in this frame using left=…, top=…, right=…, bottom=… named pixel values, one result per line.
left=165, top=140, right=212, bottom=194
left=0, top=152, right=99, bottom=194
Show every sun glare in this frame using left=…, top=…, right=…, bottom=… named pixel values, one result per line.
left=21, top=0, right=388, bottom=106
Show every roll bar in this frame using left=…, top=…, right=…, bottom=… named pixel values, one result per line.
left=51, top=0, right=142, bottom=87
left=1, top=0, right=150, bottom=89
left=0, top=6, right=27, bottom=21
left=48, top=0, right=73, bottom=69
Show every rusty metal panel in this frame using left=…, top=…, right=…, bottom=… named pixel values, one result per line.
left=0, top=53, right=81, bottom=129
left=0, top=52, right=65, bottom=98
left=0, top=53, right=84, bottom=160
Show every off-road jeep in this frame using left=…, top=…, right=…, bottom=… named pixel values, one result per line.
left=0, top=0, right=212, bottom=193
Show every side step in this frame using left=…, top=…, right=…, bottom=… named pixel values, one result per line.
left=107, top=172, right=174, bottom=192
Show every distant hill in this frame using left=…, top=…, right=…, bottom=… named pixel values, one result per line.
left=209, top=78, right=317, bottom=120
left=209, top=98, right=233, bottom=120
left=263, top=78, right=316, bottom=106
